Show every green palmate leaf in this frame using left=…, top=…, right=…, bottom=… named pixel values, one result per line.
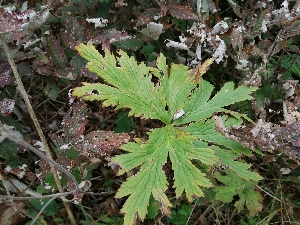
left=183, top=117, right=252, bottom=155
left=156, top=54, right=196, bottom=116
left=174, top=81, right=257, bottom=125
left=167, top=128, right=214, bottom=200
left=73, top=42, right=169, bottom=123
left=215, top=169, right=263, bottom=216
left=112, top=125, right=213, bottom=224
left=113, top=126, right=171, bottom=224
left=73, top=43, right=261, bottom=224
left=214, top=148, right=262, bottom=181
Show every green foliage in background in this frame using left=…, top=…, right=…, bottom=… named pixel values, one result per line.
left=170, top=205, right=192, bottom=225
left=215, top=169, right=263, bottom=216
left=114, top=111, right=133, bottom=133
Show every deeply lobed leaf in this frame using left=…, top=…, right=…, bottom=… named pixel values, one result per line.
left=183, top=118, right=252, bottom=155
left=73, top=43, right=261, bottom=224
left=112, top=125, right=214, bottom=223
left=174, top=80, right=257, bottom=125
left=74, top=42, right=169, bottom=123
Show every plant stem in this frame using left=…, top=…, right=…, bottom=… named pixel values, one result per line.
left=0, top=34, right=77, bottom=225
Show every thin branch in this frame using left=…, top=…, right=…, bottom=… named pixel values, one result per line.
left=30, top=194, right=65, bottom=225
left=0, top=191, right=75, bottom=200
left=256, top=185, right=284, bottom=203
left=0, top=34, right=77, bottom=225
left=186, top=197, right=199, bottom=225
left=0, top=123, right=78, bottom=186
left=0, top=191, right=116, bottom=201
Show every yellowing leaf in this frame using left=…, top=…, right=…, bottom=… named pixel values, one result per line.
left=190, top=58, right=214, bottom=82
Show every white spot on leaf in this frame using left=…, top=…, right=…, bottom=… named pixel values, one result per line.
left=173, top=109, right=185, bottom=120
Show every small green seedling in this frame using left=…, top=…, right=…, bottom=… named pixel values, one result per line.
left=73, top=42, right=261, bottom=224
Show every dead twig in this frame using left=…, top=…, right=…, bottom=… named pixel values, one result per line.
left=0, top=34, right=77, bottom=225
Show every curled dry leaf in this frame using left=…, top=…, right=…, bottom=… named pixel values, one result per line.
left=190, top=58, right=214, bottom=82
left=4, top=166, right=36, bottom=182
left=49, top=101, right=88, bottom=148
left=74, top=130, right=130, bottom=157
left=230, top=119, right=300, bottom=165
left=49, top=100, right=130, bottom=157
